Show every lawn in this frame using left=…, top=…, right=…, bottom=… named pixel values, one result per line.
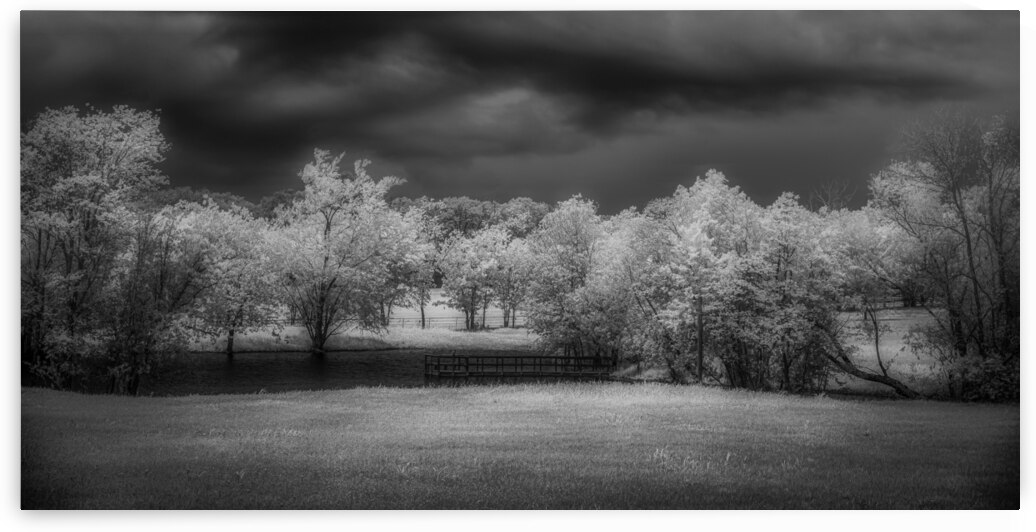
left=21, top=383, right=1018, bottom=509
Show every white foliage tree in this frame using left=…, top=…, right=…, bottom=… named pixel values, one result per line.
left=179, top=200, right=280, bottom=357
left=439, top=226, right=510, bottom=330
left=20, top=105, right=169, bottom=389
left=269, top=150, right=419, bottom=355
left=492, top=237, right=534, bottom=328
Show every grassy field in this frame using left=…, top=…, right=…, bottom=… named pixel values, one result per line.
left=21, top=383, right=1018, bottom=509
left=190, top=289, right=537, bottom=353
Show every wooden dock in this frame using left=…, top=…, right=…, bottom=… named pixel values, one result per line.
left=424, top=354, right=615, bottom=382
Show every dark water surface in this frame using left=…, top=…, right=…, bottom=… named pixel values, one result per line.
left=140, top=350, right=443, bottom=396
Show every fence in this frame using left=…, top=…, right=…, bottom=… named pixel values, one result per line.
left=268, top=313, right=527, bottom=331
left=424, top=354, right=615, bottom=381
left=388, top=314, right=527, bottom=329
left=839, top=295, right=905, bottom=312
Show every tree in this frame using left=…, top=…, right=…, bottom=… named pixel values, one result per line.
left=525, top=196, right=616, bottom=357
left=643, top=218, right=723, bottom=383
left=255, top=188, right=304, bottom=220
left=657, top=190, right=839, bottom=393
left=269, top=150, right=418, bottom=355
left=410, top=222, right=440, bottom=330
left=821, top=208, right=920, bottom=374
left=870, top=110, right=1019, bottom=399
left=390, top=199, right=441, bottom=328
left=179, top=200, right=280, bottom=358
left=492, top=237, right=534, bottom=328
left=492, top=197, right=551, bottom=239
left=566, top=211, right=641, bottom=365
left=635, top=172, right=916, bottom=395
left=147, top=186, right=260, bottom=217
left=439, top=226, right=509, bottom=330
left=372, top=232, right=434, bottom=327
left=21, top=105, right=168, bottom=385
left=409, top=247, right=439, bottom=329
left=99, top=206, right=218, bottom=394
left=809, top=178, right=858, bottom=211
left=424, top=196, right=499, bottom=240
left=635, top=171, right=766, bottom=384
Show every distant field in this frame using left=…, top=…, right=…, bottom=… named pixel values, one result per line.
left=21, top=384, right=1018, bottom=509
left=391, top=289, right=526, bottom=326
left=191, top=325, right=538, bottom=353
left=190, top=288, right=534, bottom=353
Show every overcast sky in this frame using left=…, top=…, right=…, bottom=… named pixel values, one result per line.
left=20, top=11, right=1019, bottom=213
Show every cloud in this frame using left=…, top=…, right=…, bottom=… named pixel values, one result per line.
left=416, top=12, right=1015, bottom=129
left=20, top=11, right=1019, bottom=211
left=21, top=12, right=237, bottom=109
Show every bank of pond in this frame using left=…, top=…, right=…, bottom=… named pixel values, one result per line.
left=44, top=348, right=902, bottom=399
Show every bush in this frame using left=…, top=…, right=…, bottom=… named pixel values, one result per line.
left=907, top=325, right=1019, bottom=401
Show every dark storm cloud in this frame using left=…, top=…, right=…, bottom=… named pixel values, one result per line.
left=419, top=12, right=1006, bottom=129
left=20, top=11, right=1019, bottom=211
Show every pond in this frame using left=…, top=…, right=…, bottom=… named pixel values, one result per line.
left=138, top=349, right=540, bottom=396
left=137, top=350, right=431, bottom=396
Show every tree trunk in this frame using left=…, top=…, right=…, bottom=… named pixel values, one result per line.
left=961, top=227, right=987, bottom=358
left=696, top=296, right=704, bottom=383
left=780, top=351, right=791, bottom=391
left=948, top=305, right=968, bottom=359
left=226, top=327, right=236, bottom=360
left=819, top=325, right=919, bottom=399
left=128, top=374, right=141, bottom=396
left=864, top=305, right=889, bottom=376
left=311, top=326, right=327, bottom=358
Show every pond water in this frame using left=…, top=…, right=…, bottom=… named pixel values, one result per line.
left=138, top=349, right=542, bottom=396
left=139, top=350, right=433, bottom=396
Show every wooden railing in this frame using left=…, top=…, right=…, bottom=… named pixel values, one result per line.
left=424, top=355, right=615, bottom=381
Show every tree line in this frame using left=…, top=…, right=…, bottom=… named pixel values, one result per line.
left=21, top=105, right=1018, bottom=400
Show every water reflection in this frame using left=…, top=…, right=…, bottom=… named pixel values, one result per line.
left=141, top=350, right=428, bottom=396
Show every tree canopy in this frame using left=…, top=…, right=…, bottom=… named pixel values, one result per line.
left=20, top=105, right=1019, bottom=400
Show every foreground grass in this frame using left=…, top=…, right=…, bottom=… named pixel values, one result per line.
left=22, top=384, right=1018, bottom=509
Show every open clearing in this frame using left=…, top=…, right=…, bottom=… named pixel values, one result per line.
left=21, top=383, right=1018, bottom=509
left=190, top=325, right=538, bottom=354
left=189, top=289, right=536, bottom=353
